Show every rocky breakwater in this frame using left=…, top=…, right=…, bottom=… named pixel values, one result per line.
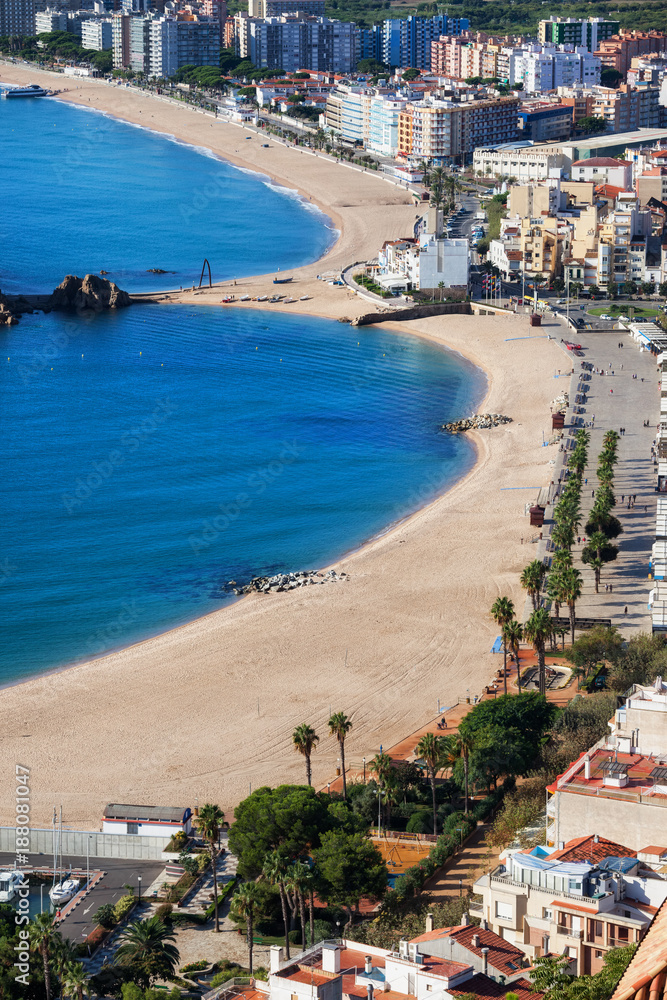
left=443, top=413, right=512, bottom=433
left=44, top=273, right=131, bottom=313
left=0, top=290, right=19, bottom=326
left=225, top=569, right=348, bottom=595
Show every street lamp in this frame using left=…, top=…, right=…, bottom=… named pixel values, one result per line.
left=459, top=879, right=463, bottom=898
left=363, top=757, right=366, bottom=783
left=456, top=827, right=463, bottom=849
left=138, top=875, right=142, bottom=905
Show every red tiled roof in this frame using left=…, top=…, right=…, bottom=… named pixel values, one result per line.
left=612, top=898, right=667, bottom=1000
left=279, top=970, right=332, bottom=986
left=415, top=925, right=526, bottom=977
left=450, top=974, right=542, bottom=1000
left=640, top=847, right=667, bottom=857
left=573, top=157, right=631, bottom=167
left=548, top=835, right=637, bottom=864
left=551, top=900, right=598, bottom=914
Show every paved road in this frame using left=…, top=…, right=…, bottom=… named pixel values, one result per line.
left=537, top=325, right=657, bottom=635
left=0, top=853, right=164, bottom=944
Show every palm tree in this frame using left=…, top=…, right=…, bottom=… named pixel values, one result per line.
left=369, top=750, right=393, bottom=786
left=560, top=566, right=583, bottom=646
left=285, top=862, right=310, bottom=951
left=62, top=962, right=89, bottom=1000
left=263, top=850, right=291, bottom=959
left=503, top=618, right=523, bottom=692
left=53, top=938, right=79, bottom=998
left=231, top=882, right=261, bottom=974
left=457, top=731, right=475, bottom=814
left=491, top=597, right=515, bottom=695
left=524, top=607, right=552, bottom=696
left=198, top=802, right=225, bottom=932
left=29, top=913, right=60, bottom=1000
left=115, top=915, right=180, bottom=988
left=328, top=711, right=352, bottom=798
left=292, top=723, right=319, bottom=786
left=520, top=559, right=546, bottom=611
left=415, top=732, right=446, bottom=835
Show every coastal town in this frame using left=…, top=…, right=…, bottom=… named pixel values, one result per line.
left=7, top=0, right=667, bottom=993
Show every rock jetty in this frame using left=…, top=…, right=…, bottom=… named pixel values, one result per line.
left=442, top=413, right=512, bottom=433
left=225, top=569, right=348, bottom=595
left=0, top=290, right=19, bottom=326
left=45, top=274, right=131, bottom=313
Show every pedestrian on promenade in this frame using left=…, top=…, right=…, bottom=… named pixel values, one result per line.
left=610, top=584, right=613, bottom=592
left=624, top=606, right=628, bottom=615
left=621, top=495, right=624, bottom=502
left=592, top=490, right=595, bottom=497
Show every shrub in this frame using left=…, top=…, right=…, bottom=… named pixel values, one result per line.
left=310, top=919, right=334, bottom=944
left=288, top=928, right=302, bottom=943
left=196, top=853, right=210, bottom=873
left=112, top=893, right=135, bottom=923
left=84, top=924, right=109, bottom=953
left=155, top=903, right=174, bottom=925
left=254, top=968, right=269, bottom=982
left=172, top=911, right=207, bottom=926
left=166, top=831, right=189, bottom=852
left=205, top=875, right=238, bottom=919
left=181, top=960, right=209, bottom=974
left=92, top=902, right=116, bottom=929
left=406, top=810, right=433, bottom=834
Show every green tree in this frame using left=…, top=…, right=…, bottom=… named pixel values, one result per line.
left=414, top=732, right=447, bottom=835
left=115, top=915, right=179, bottom=989
left=491, top=596, right=515, bottom=695
left=229, top=785, right=330, bottom=878
left=198, top=802, right=225, bottom=932
left=607, top=633, right=667, bottom=691
left=503, top=619, right=523, bottom=691
left=521, top=559, right=547, bottom=611
left=230, top=882, right=261, bottom=974
left=313, top=831, right=387, bottom=928
left=328, top=711, right=352, bottom=798
left=570, top=626, right=623, bottom=680
left=458, top=693, right=556, bottom=785
left=524, top=607, right=552, bottom=695
left=292, top=723, right=319, bottom=786
left=560, top=566, right=583, bottom=646
left=262, top=850, right=292, bottom=960
left=62, top=961, right=89, bottom=1000
left=582, top=532, right=618, bottom=593
left=29, top=912, right=61, bottom=1000
left=93, top=902, right=116, bottom=929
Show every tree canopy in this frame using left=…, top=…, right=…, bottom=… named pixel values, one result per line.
left=313, top=830, right=387, bottom=921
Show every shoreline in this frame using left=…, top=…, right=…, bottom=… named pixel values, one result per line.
left=0, top=64, right=563, bottom=829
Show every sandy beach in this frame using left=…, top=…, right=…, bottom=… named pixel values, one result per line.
left=0, top=64, right=564, bottom=829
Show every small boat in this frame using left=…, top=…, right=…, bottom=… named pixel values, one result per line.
left=50, top=878, right=80, bottom=906
left=2, top=83, right=49, bottom=98
left=220, top=296, right=234, bottom=304
left=239, top=295, right=251, bottom=301
left=0, top=871, right=25, bottom=903
left=285, top=297, right=296, bottom=303
left=257, top=295, right=268, bottom=302
left=299, top=295, right=311, bottom=301
left=273, top=277, right=293, bottom=284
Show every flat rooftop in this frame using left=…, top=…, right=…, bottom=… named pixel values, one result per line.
left=549, top=748, right=667, bottom=802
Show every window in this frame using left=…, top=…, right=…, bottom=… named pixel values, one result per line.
left=496, top=901, right=513, bottom=920
left=544, top=908, right=553, bottom=920
left=568, top=948, right=577, bottom=959
left=127, top=822, right=139, bottom=835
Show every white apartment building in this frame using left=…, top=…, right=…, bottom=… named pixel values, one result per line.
left=376, top=216, right=469, bottom=294
left=473, top=145, right=565, bottom=181
left=548, top=677, right=667, bottom=851
left=570, top=156, right=633, bottom=188
left=81, top=17, right=112, bottom=49
left=368, top=94, right=408, bottom=157
left=35, top=7, right=67, bottom=31
left=508, top=46, right=601, bottom=92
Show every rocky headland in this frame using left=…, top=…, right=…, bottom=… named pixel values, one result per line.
left=0, top=274, right=131, bottom=326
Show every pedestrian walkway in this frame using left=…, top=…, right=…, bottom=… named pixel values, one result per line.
left=176, top=849, right=238, bottom=915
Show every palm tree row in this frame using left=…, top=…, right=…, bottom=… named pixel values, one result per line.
left=582, top=431, right=622, bottom=593
left=29, top=912, right=91, bottom=1000
left=419, top=162, right=461, bottom=218
left=491, top=596, right=523, bottom=695
left=292, top=712, right=352, bottom=796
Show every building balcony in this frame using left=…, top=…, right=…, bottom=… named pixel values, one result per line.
left=557, top=926, right=583, bottom=940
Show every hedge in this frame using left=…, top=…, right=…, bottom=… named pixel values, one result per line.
left=112, top=894, right=136, bottom=923
left=205, top=875, right=239, bottom=920
left=392, top=784, right=508, bottom=899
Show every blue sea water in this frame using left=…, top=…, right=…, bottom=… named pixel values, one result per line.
left=0, top=96, right=335, bottom=294
left=0, top=97, right=485, bottom=683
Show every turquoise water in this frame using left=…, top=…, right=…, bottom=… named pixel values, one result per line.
left=0, top=97, right=484, bottom=682
left=0, top=96, right=335, bottom=294
left=1, top=307, right=483, bottom=680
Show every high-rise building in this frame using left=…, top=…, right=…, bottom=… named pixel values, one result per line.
left=240, top=13, right=355, bottom=73
left=0, top=0, right=35, bottom=35
left=35, top=7, right=68, bottom=31
left=112, top=11, right=218, bottom=75
left=379, top=14, right=468, bottom=70
left=398, top=94, right=519, bottom=163
left=81, top=16, right=112, bottom=47
left=538, top=16, right=619, bottom=52
left=247, top=0, right=323, bottom=17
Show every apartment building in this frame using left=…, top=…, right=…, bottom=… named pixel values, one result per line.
left=475, top=834, right=664, bottom=975
left=571, top=156, right=633, bottom=188
left=472, top=146, right=565, bottom=182
left=81, top=17, right=112, bottom=48
left=517, top=102, right=573, bottom=142
left=596, top=29, right=667, bottom=77
left=112, top=12, right=219, bottom=74
left=398, top=95, right=519, bottom=163
left=0, top=0, right=34, bottom=34
left=589, top=83, right=663, bottom=132
left=35, top=7, right=67, bottom=30
left=248, top=0, right=323, bottom=14
left=637, top=167, right=667, bottom=204
left=239, top=14, right=356, bottom=73
left=358, top=14, right=469, bottom=72
left=377, top=230, right=469, bottom=293
left=512, top=47, right=601, bottom=92
left=538, top=16, right=619, bottom=52
left=549, top=677, right=667, bottom=851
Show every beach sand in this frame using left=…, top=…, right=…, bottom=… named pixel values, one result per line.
left=0, top=65, right=564, bottom=828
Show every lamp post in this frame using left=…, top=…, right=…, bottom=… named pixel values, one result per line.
left=459, top=879, right=463, bottom=898
left=363, top=757, right=366, bottom=783
left=456, top=827, right=463, bottom=849
left=138, top=875, right=142, bottom=905
left=86, top=836, right=90, bottom=889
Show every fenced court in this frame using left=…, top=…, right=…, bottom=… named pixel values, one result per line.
left=370, top=832, right=435, bottom=880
